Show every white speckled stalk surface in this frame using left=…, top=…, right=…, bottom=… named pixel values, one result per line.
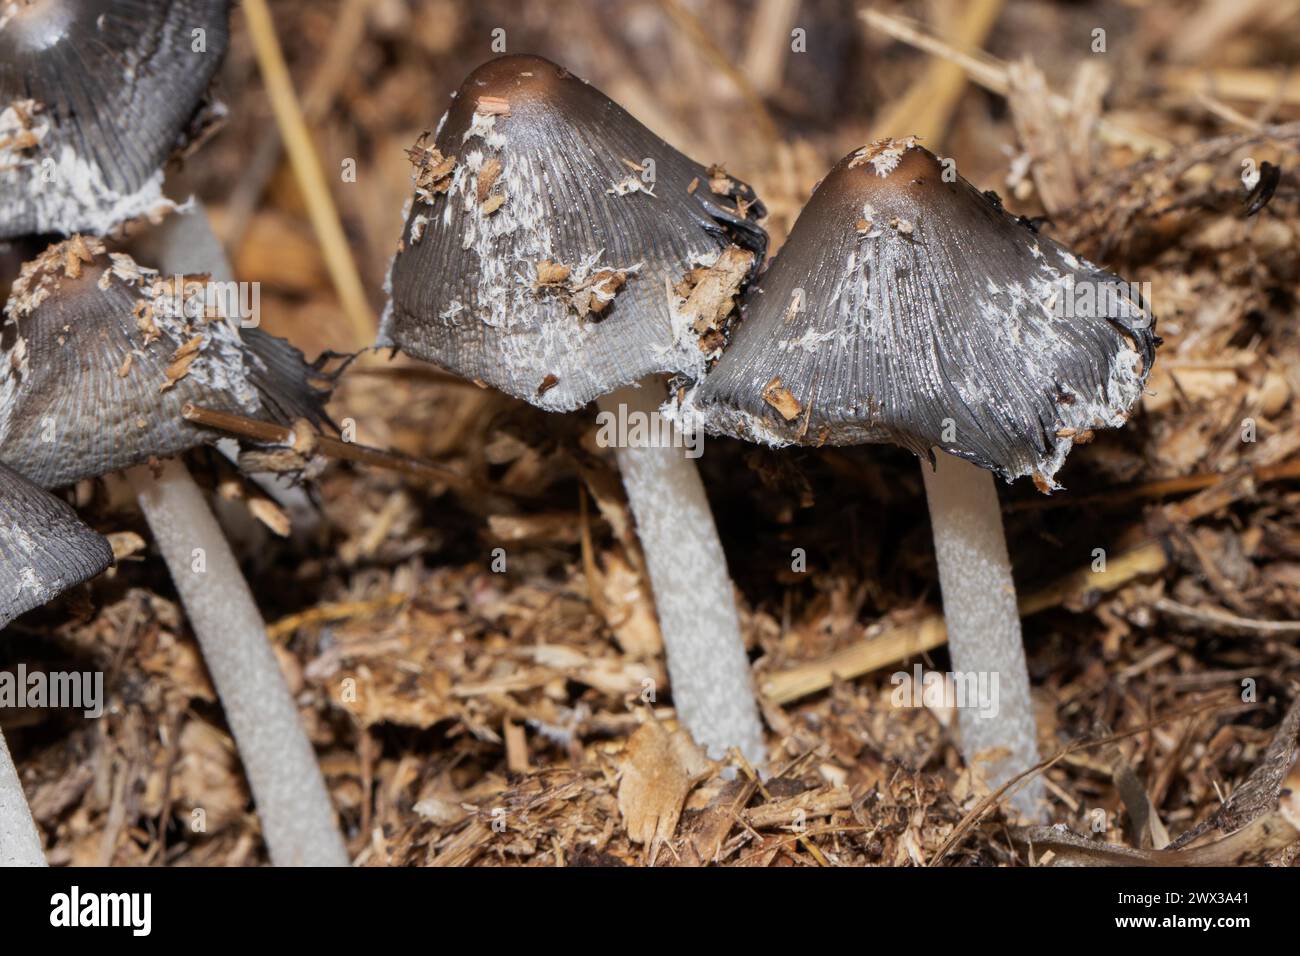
left=0, top=727, right=44, bottom=866
left=598, top=381, right=765, bottom=765
left=922, top=451, right=1045, bottom=820
left=128, top=459, right=348, bottom=865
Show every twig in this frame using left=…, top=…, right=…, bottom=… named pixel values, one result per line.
left=760, top=540, right=1167, bottom=705
left=931, top=696, right=1236, bottom=865
left=224, top=0, right=376, bottom=258
left=181, top=403, right=473, bottom=491
left=658, top=0, right=782, bottom=150
left=1161, top=66, right=1300, bottom=107
left=1154, top=597, right=1300, bottom=639
left=732, top=748, right=829, bottom=866
left=859, top=8, right=1172, bottom=156
left=1005, top=457, right=1300, bottom=513
left=871, top=0, right=1006, bottom=146
left=266, top=593, right=407, bottom=640
left=241, top=0, right=375, bottom=348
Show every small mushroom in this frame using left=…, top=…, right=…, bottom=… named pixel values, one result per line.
left=0, top=459, right=113, bottom=866
left=381, top=54, right=767, bottom=411
left=381, top=55, right=769, bottom=763
left=0, top=0, right=231, bottom=238
left=0, top=226, right=348, bottom=865
left=688, top=140, right=1158, bottom=817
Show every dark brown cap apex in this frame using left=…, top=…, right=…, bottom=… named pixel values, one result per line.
left=0, top=459, right=111, bottom=626
left=0, top=0, right=232, bottom=238
left=0, top=235, right=331, bottom=488
left=381, top=55, right=767, bottom=411
left=690, top=139, right=1157, bottom=487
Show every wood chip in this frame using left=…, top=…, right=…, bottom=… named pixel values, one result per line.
left=535, top=260, right=572, bottom=288
left=476, top=95, right=510, bottom=116
left=617, top=721, right=710, bottom=852
left=248, top=497, right=291, bottom=537
left=476, top=157, right=502, bottom=202
left=160, top=335, right=204, bottom=392
left=762, top=376, right=803, bottom=421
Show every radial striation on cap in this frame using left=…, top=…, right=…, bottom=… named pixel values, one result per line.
left=0, top=459, right=112, bottom=627
left=381, top=54, right=768, bottom=411
left=0, top=0, right=231, bottom=238
left=0, top=235, right=332, bottom=488
left=691, top=139, right=1157, bottom=487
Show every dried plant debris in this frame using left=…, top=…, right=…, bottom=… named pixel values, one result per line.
left=0, top=0, right=232, bottom=238
left=533, top=258, right=629, bottom=319
left=686, top=141, right=1157, bottom=488
left=1017, top=698, right=1300, bottom=866
left=0, top=460, right=111, bottom=625
left=617, top=721, right=711, bottom=857
left=669, top=245, right=754, bottom=360
left=0, top=236, right=332, bottom=488
left=380, top=54, right=768, bottom=411
left=406, top=132, right=457, bottom=205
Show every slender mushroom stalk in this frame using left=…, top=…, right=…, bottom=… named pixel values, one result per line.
left=598, top=380, right=762, bottom=761
left=127, top=458, right=344, bottom=865
left=0, top=234, right=347, bottom=865
left=921, top=451, right=1041, bottom=814
left=0, top=0, right=232, bottom=238
left=382, top=55, right=768, bottom=762
left=0, top=460, right=114, bottom=866
left=689, top=140, right=1157, bottom=817
left=0, top=729, right=43, bottom=866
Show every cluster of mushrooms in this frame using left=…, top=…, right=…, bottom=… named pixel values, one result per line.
left=0, top=0, right=1155, bottom=868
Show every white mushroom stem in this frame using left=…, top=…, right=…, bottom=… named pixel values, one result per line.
left=597, top=379, right=765, bottom=765
left=0, top=727, right=45, bottom=866
left=117, top=203, right=346, bottom=864
left=128, top=459, right=347, bottom=865
left=921, top=450, right=1045, bottom=821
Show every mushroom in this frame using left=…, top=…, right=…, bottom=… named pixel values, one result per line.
left=0, top=459, right=113, bottom=866
left=0, top=231, right=349, bottom=865
left=381, top=55, right=768, bottom=762
left=685, top=140, right=1157, bottom=816
left=0, top=0, right=231, bottom=238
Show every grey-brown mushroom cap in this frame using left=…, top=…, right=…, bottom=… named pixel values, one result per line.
left=0, top=236, right=332, bottom=489
left=381, top=54, right=768, bottom=412
left=0, top=0, right=232, bottom=238
left=689, top=141, right=1158, bottom=487
left=0, top=459, right=112, bottom=627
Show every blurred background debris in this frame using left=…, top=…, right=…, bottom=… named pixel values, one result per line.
left=5, top=0, right=1300, bottom=866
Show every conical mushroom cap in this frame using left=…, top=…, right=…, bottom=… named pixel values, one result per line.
left=691, top=140, right=1157, bottom=486
left=381, top=54, right=768, bottom=411
left=0, top=459, right=111, bottom=627
left=0, top=236, right=331, bottom=488
left=0, top=0, right=231, bottom=238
